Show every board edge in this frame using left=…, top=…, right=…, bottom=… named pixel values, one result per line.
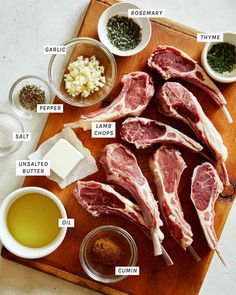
left=1, top=247, right=129, bottom=295
left=97, top=0, right=202, bottom=37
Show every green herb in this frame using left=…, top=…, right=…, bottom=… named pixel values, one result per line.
left=207, top=42, right=236, bottom=74
left=19, top=84, right=46, bottom=111
left=107, top=15, right=142, bottom=51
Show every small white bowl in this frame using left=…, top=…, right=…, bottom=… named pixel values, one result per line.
left=201, top=32, right=236, bottom=83
left=98, top=2, right=152, bottom=57
left=0, top=187, right=67, bottom=259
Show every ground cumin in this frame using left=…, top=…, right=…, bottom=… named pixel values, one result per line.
left=92, top=237, right=122, bottom=265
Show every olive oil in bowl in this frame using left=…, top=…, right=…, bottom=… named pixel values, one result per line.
left=7, top=192, right=62, bottom=248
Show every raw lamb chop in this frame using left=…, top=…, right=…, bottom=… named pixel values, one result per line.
left=148, top=45, right=232, bottom=123
left=74, top=180, right=147, bottom=229
left=74, top=180, right=173, bottom=266
left=100, top=143, right=164, bottom=256
left=157, top=82, right=229, bottom=185
left=191, top=162, right=227, bottom=266
left=120, top=117, right=203, bottom=152
left=65, top=71, right=154, bottom=131
left=149, top=145, right=200, bottom=262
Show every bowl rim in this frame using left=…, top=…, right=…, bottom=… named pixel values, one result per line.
left=79, top=225, right=138, bottom=283
left=201, top=31, right=236, bottom=83
left=48, top=37, right=117, bottom=107
left=97, top=2, right=152, bottom=57
left=0, top=112, right=24, bottom=156
left=9, top=75, right=53, bottom=119
left=0, top=186, right=67, bottom=259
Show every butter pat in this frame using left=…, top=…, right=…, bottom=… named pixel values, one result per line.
left=43, top=138, right=84, bottom=179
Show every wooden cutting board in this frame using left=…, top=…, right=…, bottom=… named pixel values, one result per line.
left=2, top=0, right=236, bottom=294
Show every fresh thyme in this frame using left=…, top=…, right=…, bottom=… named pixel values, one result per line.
left=207, top=42, right=236, bottom=74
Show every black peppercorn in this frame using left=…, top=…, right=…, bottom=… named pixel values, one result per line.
left=19, top=84, right=46, bottom=111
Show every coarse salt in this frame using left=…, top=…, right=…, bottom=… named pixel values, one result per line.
left=0, top=127, right=14, bottom=148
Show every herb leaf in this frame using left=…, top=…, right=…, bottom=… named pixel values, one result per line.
left=207, top=42, right=236, bottom=74
left=107, top=15, right=142, bottom=51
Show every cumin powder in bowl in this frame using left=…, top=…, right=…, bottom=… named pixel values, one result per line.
left=79, top=225, right=138, bottom=283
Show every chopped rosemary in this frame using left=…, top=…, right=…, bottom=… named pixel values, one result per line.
left=207, top=42, right=236, bottom=74
left=107, top=15, right=142, bottom=51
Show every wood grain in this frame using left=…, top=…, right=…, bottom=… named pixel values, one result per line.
left=2, top=0, right=236, bottom=295
left=99, top=0, right=201, bottom=37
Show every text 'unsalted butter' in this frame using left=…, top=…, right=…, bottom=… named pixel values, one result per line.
left=16, top=160, right=50, bottom=176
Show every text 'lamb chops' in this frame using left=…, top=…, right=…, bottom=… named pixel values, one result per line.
left=120, top=117, right=203, bottom=152
left=65, top=71, right=154, bottom=131
left=74, top=180, right=173, bottom=266
left=191, top=162, right=227, bottom=266
left=100, top=143, right=164, bottom=257
left=150, top=145, right=200, bottom=262
left=148, top=45, right=232, bottom=123
left=157, top=82, right=229, bottom=186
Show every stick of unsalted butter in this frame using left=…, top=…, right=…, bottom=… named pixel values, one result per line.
left=43, top=138, right=84, bottom=180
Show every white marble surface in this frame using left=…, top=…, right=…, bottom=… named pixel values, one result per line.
left=0, top=0, right=235, bottom=294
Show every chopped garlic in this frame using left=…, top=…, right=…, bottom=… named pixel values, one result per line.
left=64, top=55, right=106, bottom=97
